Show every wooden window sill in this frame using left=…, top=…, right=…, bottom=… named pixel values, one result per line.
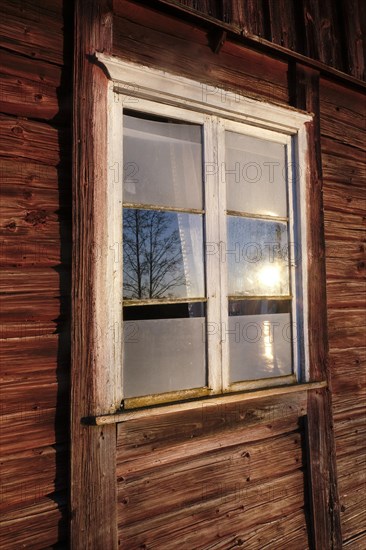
left=86, top=380, right=327, bottom=425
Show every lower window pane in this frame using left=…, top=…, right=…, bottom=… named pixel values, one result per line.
left=123, top=303, right=206, bottom=398
left=228, top=300, right=293, bottom=382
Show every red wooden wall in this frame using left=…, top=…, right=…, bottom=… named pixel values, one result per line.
left=0, top=0, right=364, bottom=548
left=320, top=79, right=366, bottom=547
left=0, top=0, right=72, bottom=547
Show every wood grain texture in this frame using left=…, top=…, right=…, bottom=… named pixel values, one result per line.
left=116, top=394, right=309, bottom=547
left=118, top=469, right=308, bottom=549
left=319, top=74, right=366, bottom=544
left=0, top=406, right=65, bottom=456
left=339, top=0, right=365, bottom=80
left=117, top=393, right=307, bottom=469
left=266, top=0, right=300, bottom=51
left=337, top=453, right=366, bottom=541
left=0, top=0, right=72, bottom=547
left=0, top=493, right=67, bottom=549
left=289, top=62, right=342, bottom=549
left=0, top=0, right=64, bottom=66
left=118, top=431, right=304, bottom=525
left=112, top=1, right=289, bottom=105
left=157, top=0, right=366, bottom=79
left=330, top=348, right=366, bottom=414
left=71, top=0, right=118, bottom=548
left=0, top=115, right=63, bottom=166
left=222, top=0, right=265, bottom=36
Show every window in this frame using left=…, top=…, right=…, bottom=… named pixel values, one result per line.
left=100, top=55, right=311, bottom=409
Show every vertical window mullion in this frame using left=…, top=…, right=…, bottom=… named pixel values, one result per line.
left=204, top=115, right=221, bottom=392
left=286, top=136, right=302, bottom=382
left=108, top=84, right=123, bottom=406
left=217, top=118, right=229, bottom=391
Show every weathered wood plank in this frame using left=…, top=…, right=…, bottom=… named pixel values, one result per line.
left=176, top=0, right=221, bottom=19
left=328, top=309, right=366, bottom=350
left=117, top=416, right=303, bottom=477
left=0, top=73, right=59, bottom=120
left=334, top=412, right=366, bottom=458
left=1, top=205, right=68, bottom=229
left=0, top=268, right=68, bottom=294
left=118, top=470, right=306, bottom=549
left=0, top=292, right=62, bottom=321
left=117, top=393, right=306, bottom=467
left=0, top=0, right=64, bottom=66
left=321, top=118, right=366, bottom=152
left=0, top=407, right=65, bottom=455
left=0, top=375, right=66, bottom=417
left=343, top=531, right=366, bottom=548
left=0, top=162, right=71, bottom=269
left=232, top=508, right=310, bottom=550
left=266, top=0, right=300, bottom=51
left=339, top=0, right=365, bottom=80
left=118, top=430, right=303, bottom=526
left=289, top=62, right=342, bottom=549
left=325, top=242, right=365, bottom=281
left=324, top=211, right=366, bottom=243
left=322, top=143, right=366, bottom=188
left=301, top=0, right=343, bottom=69
left=326, top=280, right=366, bottom=309
left=0, top=158, right=67, bottom=193
left=0, top=236, right=65, bottom=268
left=113, top=8, right=288, bottom=104
left=0, top=445, right=66, bottom=512
left=71, top=0, right=118, bottom=548
left=339, top=482, right=366, bottom=541
left=330, top=347, right=366, bottom=414
left=1, top=48, right=62, bottom=87
left=0, top=115, right=63, bottom=166
left=221, top=0, right=265, bottom=37
left=1, top=183, right=67, bottom=214
left=323, top=182, right=366, bottom=216
left=0, top=493, right=67, bottom=550
left=320, top=79, right=366, bottom=131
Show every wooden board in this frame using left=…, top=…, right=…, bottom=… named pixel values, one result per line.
left=289, top=62, right=342, bottom=549
left=112, top=1, right=289, bottom=105
left=71, top=1, right=118, bottom=548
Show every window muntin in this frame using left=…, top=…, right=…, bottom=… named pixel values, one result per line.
left=119, top=97, right=305, bottom=407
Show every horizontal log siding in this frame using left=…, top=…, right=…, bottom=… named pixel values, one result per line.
left=113, top=0, right=289, bottom=105
left=117, top=394, right=310, bottom=549
left=320, top=77, right=366, bottom=545
left=0, top=0, right=72, bottom=547
left=154, top=0, right=365, bottom=80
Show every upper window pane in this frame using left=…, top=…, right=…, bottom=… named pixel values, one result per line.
left=227, top=216, right=290, bottom=296
left=225, top=131, right=287, bottom=218
left=123, top=114, right=203, bottom=209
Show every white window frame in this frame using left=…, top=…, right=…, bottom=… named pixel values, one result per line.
left=98, top=54, right=312, bottom=409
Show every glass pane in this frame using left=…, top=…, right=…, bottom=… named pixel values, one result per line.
left=227, top=309, right=293, bottom=382
left=228, top=299, right=291, bottom=316
left=123, top=303, right=206, bottom=397
left=123, top=209, right=205, bottom=300
left=123, top=114, right=203, bottom=209
left=225, top=131, right=287, bottom=217
left=227, top=216, right=290, bottom=296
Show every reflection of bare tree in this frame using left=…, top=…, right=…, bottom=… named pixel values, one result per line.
left=123, top=209, right=185, bottom=299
